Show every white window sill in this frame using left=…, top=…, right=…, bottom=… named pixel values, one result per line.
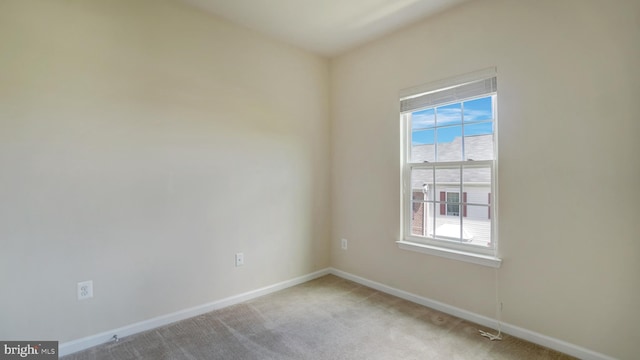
left=396, top=240, right=502, bottom=268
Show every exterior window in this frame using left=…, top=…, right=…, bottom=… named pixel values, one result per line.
left=401, top=70, right=498, bottom=259
left=445, top=192, right=459, bottom=216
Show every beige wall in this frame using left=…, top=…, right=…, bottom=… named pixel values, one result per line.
left=0, top=0, right=330, bottom=342
left=330, top=0, right=640, bottom=359
left=2, top=0, right=639, bottom=359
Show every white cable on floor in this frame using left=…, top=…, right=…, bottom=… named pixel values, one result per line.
left=479, top=266, right=502, bottom=341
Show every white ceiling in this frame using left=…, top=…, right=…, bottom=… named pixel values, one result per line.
left=180, top=0, right=470, bottom=57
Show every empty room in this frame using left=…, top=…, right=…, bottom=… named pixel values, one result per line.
left=1, top=0, right=638, bottom=359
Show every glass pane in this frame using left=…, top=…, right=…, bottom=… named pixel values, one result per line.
left=411, top=168, right=434, bottom=201
left=463, top=166, right=491, bottom=189
left=464, top=121, right=493, bottom=136
left=433, top=167, right=460, bottom=221
left=463, top=96, right=493, bottom=122
left=434, top=208, right=464, bottom=243
left=436, top=126, right=462, bottom=161
left=411, top=129, right=435, bottom=163
left=425, top=202, right=435, bottom=238
left=436, top=103, right=462, bottom=126
left=411, top=199, right=428, bottom=237
left=464, top=122, right=493, bottom=161
left=412, top=129, right=435, bottom=145
left=435, top=167, right=460, bottom=193
left=462, top=205, right=492, bottom=248
left=411, top=108, right=435, bottom=130
left=463, top=203, right=491, bottom=219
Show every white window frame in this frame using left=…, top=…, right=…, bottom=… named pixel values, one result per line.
left=397, top=68, right=501, bottom=268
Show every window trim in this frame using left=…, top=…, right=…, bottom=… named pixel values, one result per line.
left=396, top=240, right=502, bottom=268
left=398, top=68, right=501, bottom=267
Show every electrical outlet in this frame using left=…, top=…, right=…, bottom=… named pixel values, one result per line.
left=235, top=253, right=244, bottom=267
left=77, top=280, right=93, bottom=300
left=341, top=238, right=348, bottom=250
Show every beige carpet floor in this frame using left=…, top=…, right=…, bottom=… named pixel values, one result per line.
left=62, top=275, right=575, bottom=359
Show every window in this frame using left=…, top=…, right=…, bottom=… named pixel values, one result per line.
left=446, top=192, right=459, bottom=216
left=398, top=69, right=501, bottom=267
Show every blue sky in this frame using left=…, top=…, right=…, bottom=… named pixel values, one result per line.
left=411, top=96, right=493, bottom=145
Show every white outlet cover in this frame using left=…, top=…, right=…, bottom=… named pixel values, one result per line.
left=77, top=280, right=93, bottom=300
left=235, top=253, right=244, bottom=267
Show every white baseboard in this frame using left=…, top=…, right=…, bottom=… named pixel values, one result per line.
left=59, top=268, right=331, bottom=357
left=60, top=267, right=614, bottom=360
left=328, top=268, right=616, bottom=360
